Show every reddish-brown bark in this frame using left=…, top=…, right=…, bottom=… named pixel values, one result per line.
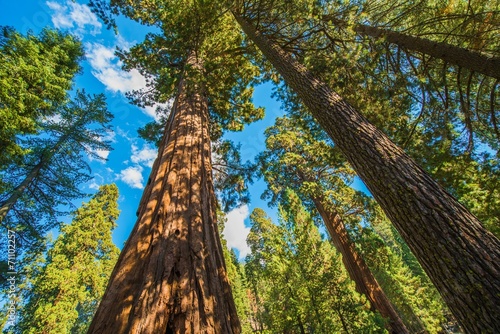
left=87, top=53, right=241, bottom=334
left=312, top=196, right=409, bottom=334
left=234, top=13, right=500, bottom=333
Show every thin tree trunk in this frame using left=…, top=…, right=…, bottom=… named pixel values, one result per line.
left=0, top=159, right=44, bottom=224
left=312, top=195, right=409, bottom=334
left=0, top=126, right=74, bottom=224
left=323, top=16, right=500, bottom=80
left=234, top=13, right=500, bottom=333
left=87, top=52, right=241, bottom=333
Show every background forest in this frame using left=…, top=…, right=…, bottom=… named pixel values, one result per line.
left=0, top=0, right=499, bottom=333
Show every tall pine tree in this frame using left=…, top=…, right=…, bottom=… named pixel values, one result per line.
left=0, top=91, right=114, bottom=245
left=16, top=184, right=120, bottom=333
left=231, top=4, right=500, bottom=332
left=0, top=27, right=83, bottom=167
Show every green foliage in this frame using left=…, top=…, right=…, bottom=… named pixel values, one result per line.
left=258, top=114, right=451, bottom=332
left=0, top=91, right=114, bottom=246
left=245, top=192, right=386, bottom=333
left=0, top=26, right=84, bottom=166
left=212, top=140, right=256, bottom=212
left=14, top=184, right=120, bottom=333
left=91, top=0, right=264, bottom=139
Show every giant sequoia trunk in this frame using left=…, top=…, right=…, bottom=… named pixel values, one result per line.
left=234, top=14, right=500, bottom=333
left=87, top=53, right=241, bottom=334
left=312, top=196, right=409, bottom=334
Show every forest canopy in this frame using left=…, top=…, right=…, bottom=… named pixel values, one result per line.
left=1, top=0, right=499, bottom=333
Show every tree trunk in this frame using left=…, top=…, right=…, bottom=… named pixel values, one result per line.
left=234, top=13, right=500, bottom=333
left=354, top=23, right=500, bottom=79
left=87, top=52, right=241, bottom=334
left=312, top=195, right=409, bottom=334
left=322, top=15, right=500, bottom=80
left=0, top=117, right=84, bottom=224
left=0, top=158, right=44, bottom=224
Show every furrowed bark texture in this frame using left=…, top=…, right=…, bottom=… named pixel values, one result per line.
left=87, top=53, right=241, bottom=334
left=312, top=196, right=409, bottom=334
left=352, top=23, right=500, bottom=79
left=234, top=14, right=500, bottom=333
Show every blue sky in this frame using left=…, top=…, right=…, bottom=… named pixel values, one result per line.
left=1, top=0, right=287, bottom=260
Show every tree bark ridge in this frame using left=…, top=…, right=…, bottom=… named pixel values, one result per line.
left=87, top=52, right=241, bottom=334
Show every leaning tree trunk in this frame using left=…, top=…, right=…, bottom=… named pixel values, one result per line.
left=234, top=13, right=500, bottom=333
left=322, top=16, right=500, bottom=80
left=352, top=24, right=500, bottom=80
left=0, top=127, right=74, bottom=224
left=312, top=195, right=409, bottom=334
left=0, top=158, right=44, bottom=224
left=87, top=52, right=241, bottom=334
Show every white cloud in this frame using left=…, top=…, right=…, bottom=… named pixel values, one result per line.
left=117, top=166, right=144, bottom=189
left=142, top=105, right=161, bottom=120
left=88, top=180, right=100, bottom=190
left=223, top=205, right=251, bottom=260
left=131, top=144, right=157, bottom=167
left=94, top=149, right=110, bottom=160
left=142, top=100, right=173, bottom=121
left=87, top=130, right=115, bottom=163
left=85, top=42, right=147, bottom=94
left=116, top=126, right=132, bottom=141
left=88, top=173, right=106, bottom=190
left=85, top=43, right=171, bottom=121
left=47, top=0, right=102, bottom=36
left=87, top=148, right=110, bottom=162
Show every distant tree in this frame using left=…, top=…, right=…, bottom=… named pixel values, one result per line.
left=354, top=217, right=451, bottom=333
left=259, top=115, right=451, bottom=333
left=0, top=26, right=83, bottom=167
left=0, top=91, right=113, bottom=246
left=15, top=184, right=120, bottom=333
left=246, top=193, right=385, bottom=333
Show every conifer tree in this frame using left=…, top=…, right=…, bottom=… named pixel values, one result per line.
left=0, top=91, right=114, bottom=245
left=87, top=2, right=263, bottom=332
left=0, top=26, right=84, bottom=167
left=16, top=184, right=120, bottom=333
left=259, top=115, right=451, bottom=333
left=232, top=5, right=500, bottom=332
left=303, top=1, right=500, bottom=237
left=246, top=193, right=385, bottom=333
left=240, top=0, right=500, bottom=238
